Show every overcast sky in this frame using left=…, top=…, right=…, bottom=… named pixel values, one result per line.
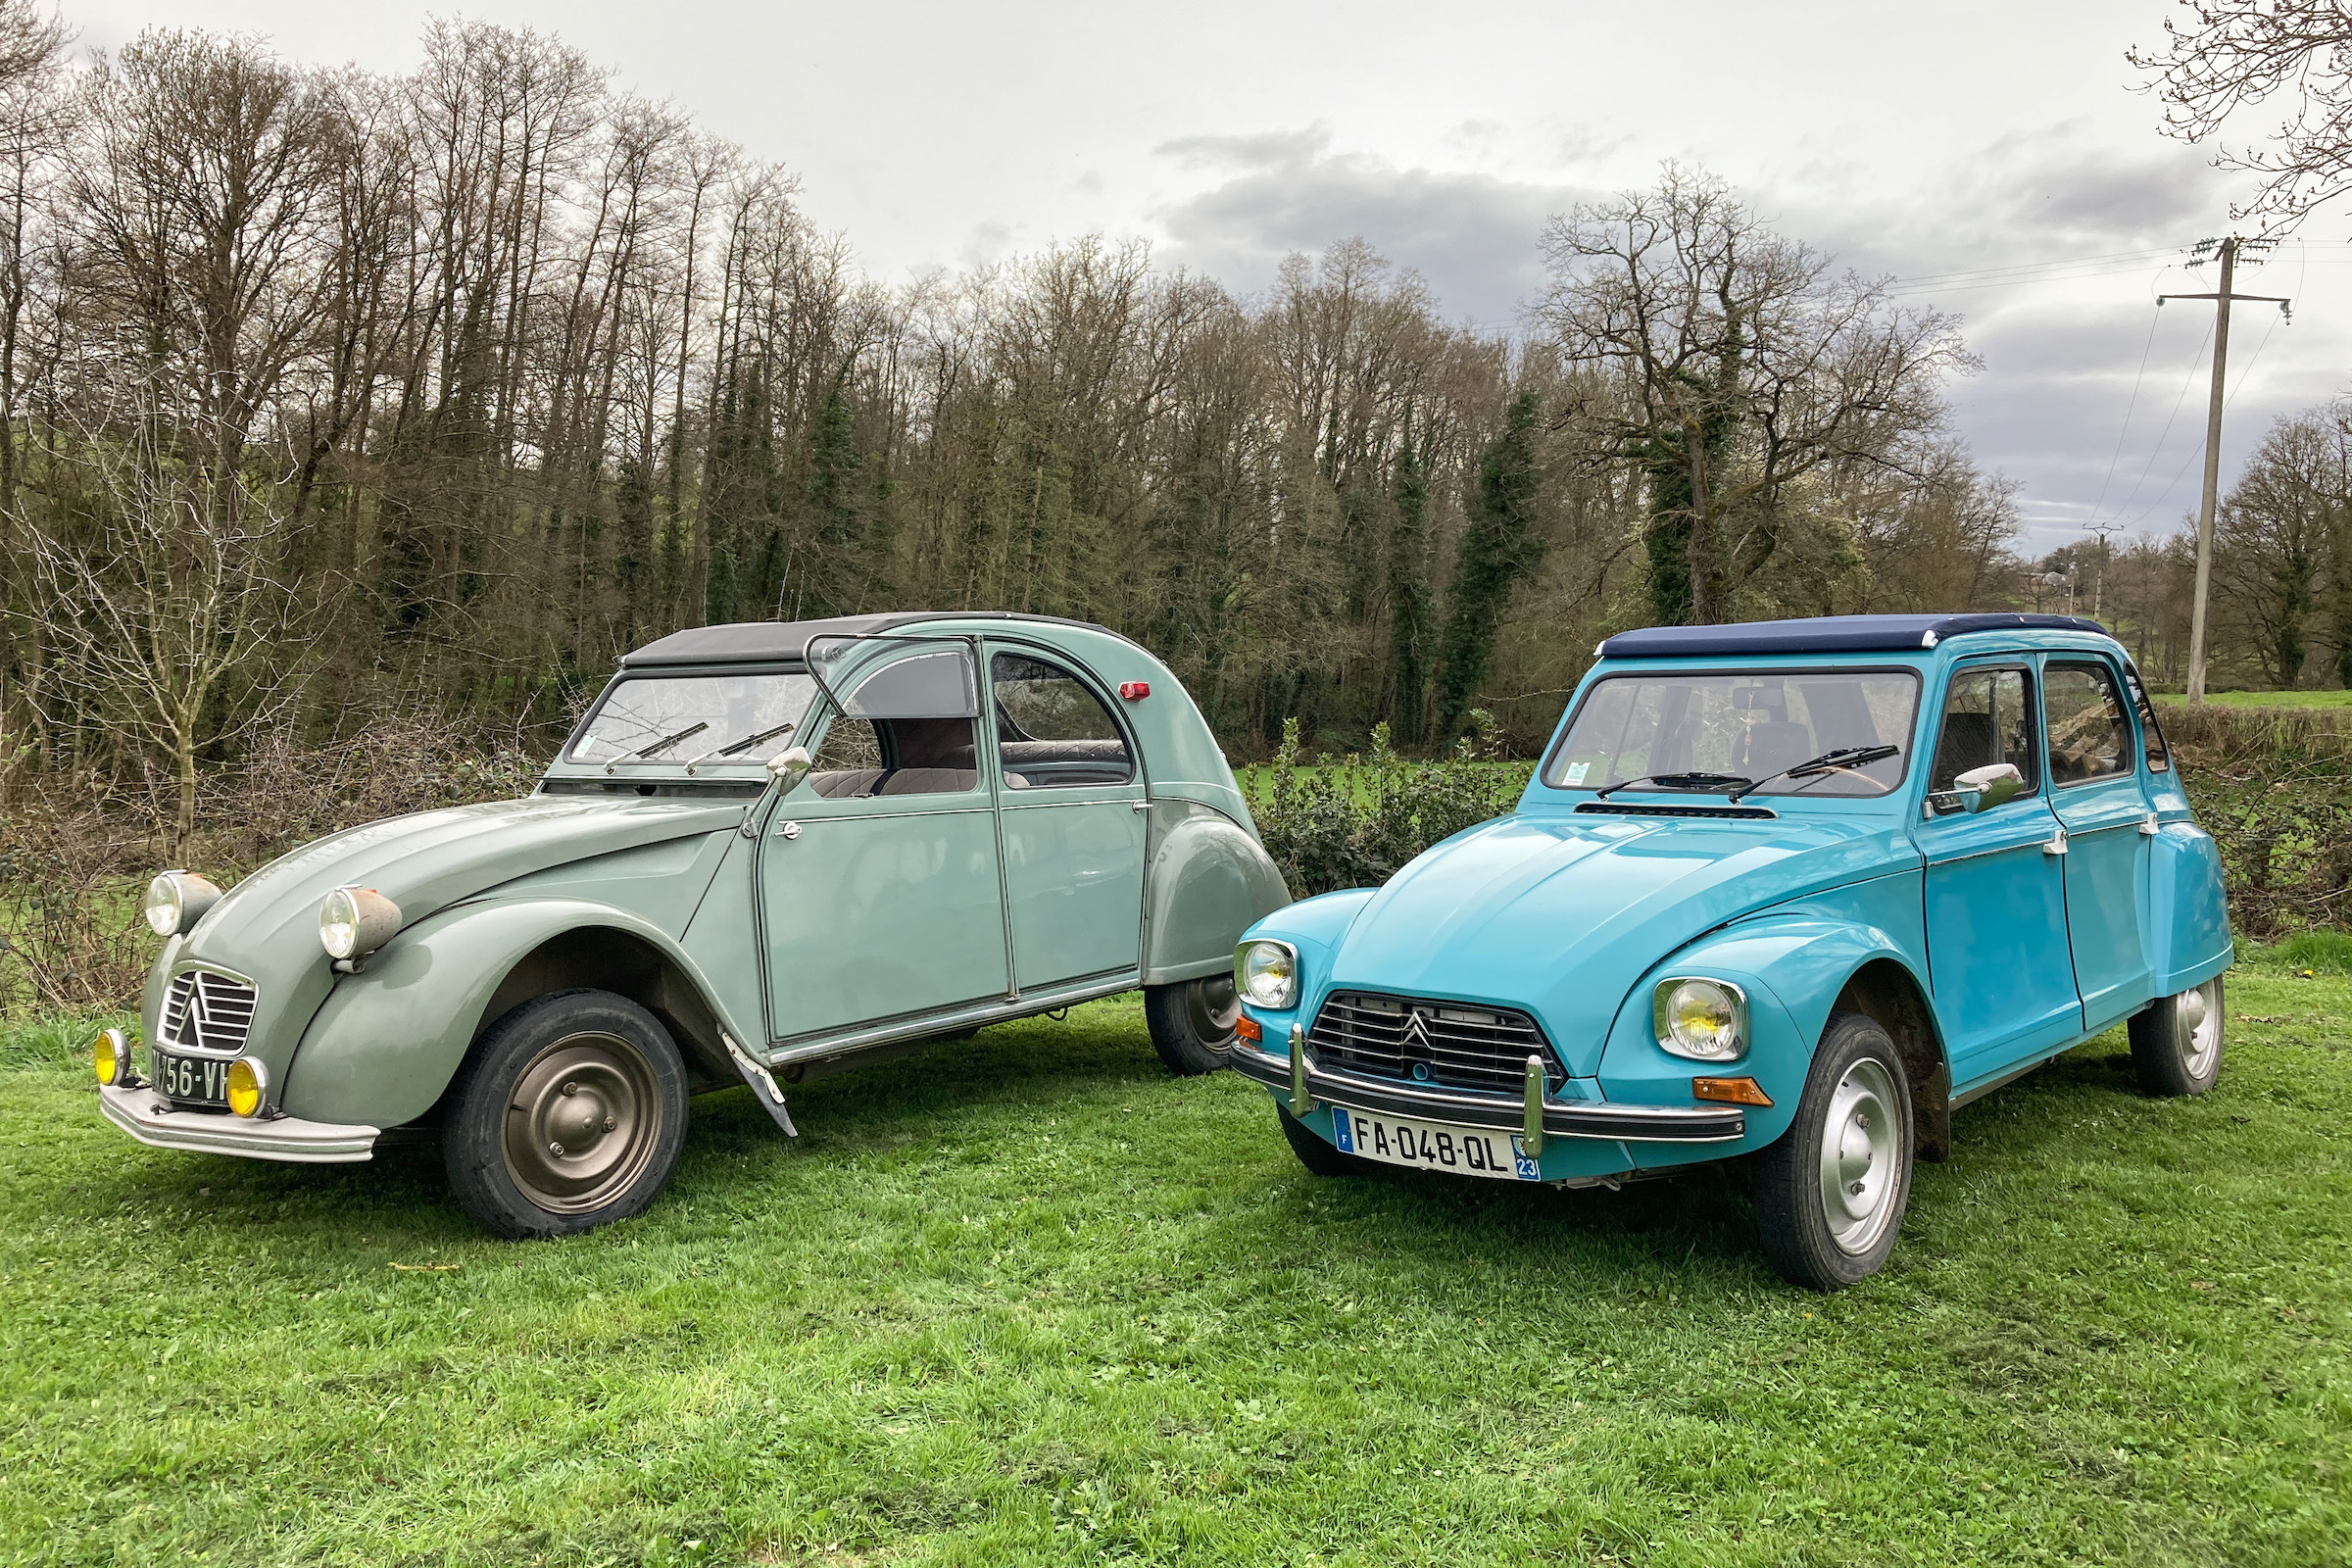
left=68, top=0, right=2352, bottom=556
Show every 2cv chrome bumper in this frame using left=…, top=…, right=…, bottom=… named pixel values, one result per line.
left=99, top=1083, right=379, bottom=1163
left=1230, top=1041, right=1746, bottom=1143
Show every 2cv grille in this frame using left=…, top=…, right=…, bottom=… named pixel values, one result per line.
left=1307, top=991, right=1565, bottom=1096
left=158, top=967, right=259, bottom=1055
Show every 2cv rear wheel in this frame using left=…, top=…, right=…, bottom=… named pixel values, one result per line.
left=1144, top=976, right=1242, bottom=1075
left=444, top=990, right=689, bottom=1240
left=1752, top=1011, right=1915, bottom=1292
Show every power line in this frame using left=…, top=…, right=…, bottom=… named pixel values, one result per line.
left=2084, top=303, right=2166, bottom=529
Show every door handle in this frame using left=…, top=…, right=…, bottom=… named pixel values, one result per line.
left=2140, top=811, right=2160, bottom=836
left=1131, top=800, right=1152, bottom=812
left=777, top=820, right=802, bottom=841
left=2041, top=825, right=2067, bottom=857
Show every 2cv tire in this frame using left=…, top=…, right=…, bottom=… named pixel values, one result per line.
left=443, top=990, right=689, bottom=1240
left=1144, top=976, right=1242, bottom=1075
left=1752, top=1011, right=1915, bottom=1292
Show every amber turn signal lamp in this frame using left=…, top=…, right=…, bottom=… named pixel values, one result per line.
left=1119, top=681, right=1151, bottom=700
left=1692, top=1075, right=1773, bottom=1107
left=93, top=1027, right=128, bottom=1087
left=1235, top=1013, right=1263, bottom=1046
left=225, top=1057, right=269, bottom=1118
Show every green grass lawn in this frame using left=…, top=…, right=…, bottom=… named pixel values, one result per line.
left=2149, top=689, right=2352, bottom=710
left=2, top=968, right=2347, bottom=1567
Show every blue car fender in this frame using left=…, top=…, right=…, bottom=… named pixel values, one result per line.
left=1233, top=887, right=1378, bottom=1048
left=1598, top=914, right=1945, bottom=1167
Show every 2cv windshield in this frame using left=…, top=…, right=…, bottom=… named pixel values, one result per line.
left=568, top=671, right=820, bottom=767
left=1544, top=669, right=1920, bottom=798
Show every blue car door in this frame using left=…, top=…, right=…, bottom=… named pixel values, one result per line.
left=1914, top=661, right=2083, bottom=1089
left=2041, top=656, right=2155, bottom=1034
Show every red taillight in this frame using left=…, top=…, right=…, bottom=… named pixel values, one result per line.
left=1119, top=681, right=1151, bottom=701
left=1236, top=1014, right=1262, bottom=1045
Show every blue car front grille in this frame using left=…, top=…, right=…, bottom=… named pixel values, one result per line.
left=1307, top=991, right=1565, bottom=1097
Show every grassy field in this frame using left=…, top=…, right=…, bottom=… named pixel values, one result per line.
left=2150, top=689, right=2352, bottom=710
left=2, top=962, right=2347, bottom=1567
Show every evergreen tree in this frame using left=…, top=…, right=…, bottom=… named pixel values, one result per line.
left=1435, top=391, right=1544, bottom=734
left=1385, top=424, right=1432, bottom=746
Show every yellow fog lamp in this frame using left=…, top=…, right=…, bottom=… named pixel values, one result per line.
left=319, top=886, right=402, bottom=969
left=225, top=1056, right=269, bottom=1118
left=93, top=1027, right=136, bottom=1088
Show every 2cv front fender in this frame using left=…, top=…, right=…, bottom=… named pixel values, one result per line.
left=279, top=897, right=750, bottom=1130
left=1141, top=800, right=1293, bottom=985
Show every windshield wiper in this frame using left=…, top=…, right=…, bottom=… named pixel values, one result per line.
left=628, top=720, right=710, bottom=760
left=1592, top=770, right=1753, bottom=801
left=1727, top=744, right=1900, bottom=803
left=683, top=721, right=796, bottom=773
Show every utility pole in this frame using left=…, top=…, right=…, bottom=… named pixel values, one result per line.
left=2085, top=517, right=2125, bottom=622
left=2160, top=236, right=2291, bottom=705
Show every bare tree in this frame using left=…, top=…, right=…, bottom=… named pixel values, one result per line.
left=2132, top=2, right=2352, bottom=230
left=23, top=406, right=306, bottom=845
left=1537, top=164, right=1973, bottom=625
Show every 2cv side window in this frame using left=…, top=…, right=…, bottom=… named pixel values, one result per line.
left=2043, top=662, right=2134, bottom=786
left=990, top=653, right=1134, bottom=788
left=806, top=645, right=984, bottom=799
left=1927, top=665, right=2039, bottom=814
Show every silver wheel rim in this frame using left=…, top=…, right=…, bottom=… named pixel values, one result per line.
left=2175, top=980, right=2221, bottom=1080
left=1186, top=975, right=1241, bottom=1050
left=1817, top=1055, right=1902, bottom=1256
left=502, top=1031, right=664, bottom=1214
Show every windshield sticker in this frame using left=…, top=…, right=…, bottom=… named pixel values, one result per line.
left=1563, top=761, right=1591, bottom=786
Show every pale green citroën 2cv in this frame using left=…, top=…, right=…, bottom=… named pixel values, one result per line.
left=98, top=613, right=1292, bottom=1237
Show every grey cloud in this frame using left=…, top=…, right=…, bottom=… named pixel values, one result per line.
left=1153, top=131, right=1588, bottom=325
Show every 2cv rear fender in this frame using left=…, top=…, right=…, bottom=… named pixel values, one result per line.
left=1597, top=885, right=1950, bottom=1167
left=280, top=897, right=747, bottom=1130
left=1142, top=799, right=1294, bottom=984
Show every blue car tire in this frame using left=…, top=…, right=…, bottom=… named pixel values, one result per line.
left=1275, top=1102, right=1379, bottom=1178
left=2130, top=976, right=2225, bottom=1098
left=1752, top=1011, right=1915, bottom=1291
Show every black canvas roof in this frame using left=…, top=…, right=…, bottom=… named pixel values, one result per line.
left=619, top=611, right=1118, bottom=667
left=1596, top=612, right=2113, bottom=661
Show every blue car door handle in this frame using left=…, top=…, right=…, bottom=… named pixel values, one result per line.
left=2041, top=825, right=2067, bottom=857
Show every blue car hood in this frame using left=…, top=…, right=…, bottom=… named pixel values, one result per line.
left=1324, top=810, right=1915, bottom=1074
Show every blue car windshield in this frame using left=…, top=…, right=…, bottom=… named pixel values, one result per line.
left=568, top=671, right=820, bottom=767
left=1544, top=670, right=1920, bottom=797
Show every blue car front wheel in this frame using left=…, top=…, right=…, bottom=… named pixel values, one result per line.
left=1752, top=1011, right=1915, bottom=1292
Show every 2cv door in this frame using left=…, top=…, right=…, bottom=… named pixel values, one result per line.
left=759, top=639, right=1010, bottom=1041
left=986, top=643, right=1147, bottom=991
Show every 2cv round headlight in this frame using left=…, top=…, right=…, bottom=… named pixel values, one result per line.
left=1236, top=940, right=1299, bottom=1009
left=1653, top=976, right=1748, bottom=1061
left=319, top=886, right=403, bottom=962
left=142, top=871, right=224, bottom=937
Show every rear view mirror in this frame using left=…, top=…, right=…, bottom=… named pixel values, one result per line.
left=1954, top=762, right=2024, bottom=813
left=767, top=746, right=811, bottom=794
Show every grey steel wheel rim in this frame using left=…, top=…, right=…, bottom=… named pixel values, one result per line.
left=502, top=1031, right=663, bottom=1214
left=1817, top=1055, right=1901, bottom=1256
left=2175, top=980, right=2222, bottom=1080
left=1186, top=975, right=1241, bottom=1049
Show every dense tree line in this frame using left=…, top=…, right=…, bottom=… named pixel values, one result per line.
left=0, top=9, right=2085, bottom=834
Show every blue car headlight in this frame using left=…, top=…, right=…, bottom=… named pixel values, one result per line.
left=1653, top=976, right=1748, bottom=1061
left=1236, top=939, right=1299, bottom=1009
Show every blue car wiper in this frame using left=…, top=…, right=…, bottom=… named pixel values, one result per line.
left=1592, top=770, right=1753, bottom=801
left=1727, top=745, right=1899, bottom=803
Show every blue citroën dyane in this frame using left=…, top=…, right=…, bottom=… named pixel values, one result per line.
left=1227, top=613, right=2231, bottom=1290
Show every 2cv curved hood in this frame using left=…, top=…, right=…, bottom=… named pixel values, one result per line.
left=162, top=796, right=744, bottom=1066
left=1322, top=810, right=1918, bottom=1075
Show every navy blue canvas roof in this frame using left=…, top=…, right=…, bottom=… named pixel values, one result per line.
left=620, top=611, right=1117, bottom=667
left=1595, top=612, right=2112, bottom=661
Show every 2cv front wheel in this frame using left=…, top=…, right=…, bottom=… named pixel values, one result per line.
left=1144, top=976, right=1241, bottom=1075
left=1751, top=1011, right=1915, bottom=1292
left=443, top=990, right=689, bottom=1240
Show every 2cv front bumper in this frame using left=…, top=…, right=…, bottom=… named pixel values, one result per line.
left=1229, top=1043, right=1746, bottom=1142
left=98, top=1082, right=379, bottom=1164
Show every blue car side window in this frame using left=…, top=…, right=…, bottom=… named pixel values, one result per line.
left=1926, top=665, right=2038, bottom=814
left=2043, top=662, right=2134, bottom=787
